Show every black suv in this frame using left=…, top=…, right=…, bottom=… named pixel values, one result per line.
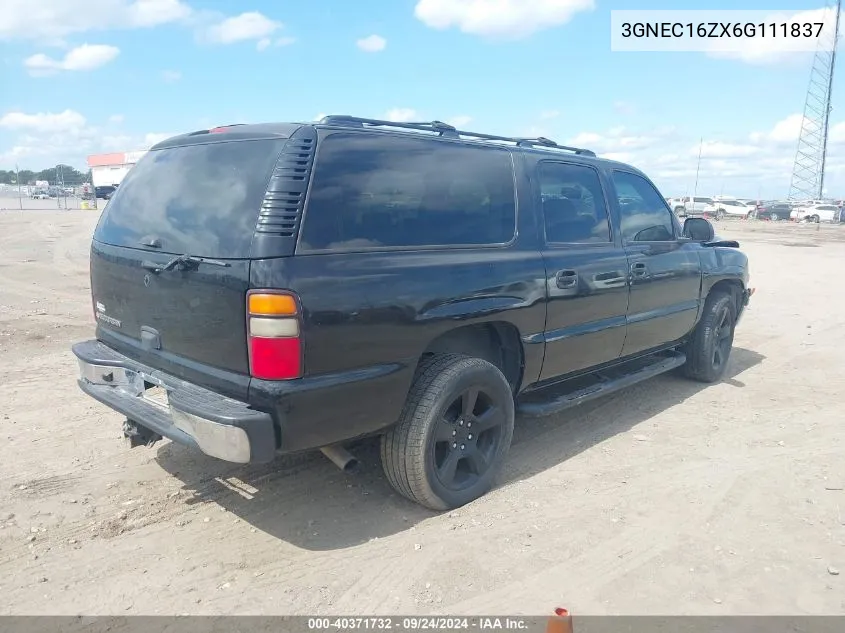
left=72, top=116, right=753, bottom=511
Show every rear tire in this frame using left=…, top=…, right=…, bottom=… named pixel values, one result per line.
left=810, top=214, right=820, bottom=223
left=381, top=354, right=515, bottom=511
left=682, top=291, right=736, bottom=383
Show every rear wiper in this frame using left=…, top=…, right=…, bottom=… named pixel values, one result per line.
left=142, top=254, right=231, bottom=274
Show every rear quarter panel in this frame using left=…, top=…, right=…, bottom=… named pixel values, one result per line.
left=247, top=149, right=548, bottom=448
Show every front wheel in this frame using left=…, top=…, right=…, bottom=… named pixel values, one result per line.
left=681, top=291, right=736, bottom=383
left=381, top=354, right=515, bottom=511
left=810, top=214, right=820, bottom=223
left=715, top=209, right=725, bottom=221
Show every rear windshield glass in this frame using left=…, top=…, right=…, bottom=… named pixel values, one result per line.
left=298, top=133, right=516, bottom=251
left=93, top=138, right=285, bottom=258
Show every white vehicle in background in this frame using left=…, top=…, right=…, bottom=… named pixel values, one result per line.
left=712, top=198, right=754, bottom=219
left=669, top=196, right=718, bottom=218
left=743, top=200, right=759, bottom=216
left=790, top=203, right=840, bottom=223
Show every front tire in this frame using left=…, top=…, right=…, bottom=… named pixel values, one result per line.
left=381, top=354, right=515, bottom=511
left=682, top=291, right=736, bottom=383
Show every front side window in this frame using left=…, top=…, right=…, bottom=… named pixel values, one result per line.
left=299, top=133, right=516, bottom=251
left=611, top=171, right=676, bottom=242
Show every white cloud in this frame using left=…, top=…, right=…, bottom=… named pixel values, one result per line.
left=414, top=0, right=595, bottom=38
left=447, top=115, right=472, bottom=128
left=696, top=141, right=760, bottom=159
left=557, top=113, right=845, bottom=198
left=357, top=34, right=387, bottom=52
left=568, top=127, right=657, bottom=153
left=0, top=0, right=192, bottom=41
left=162, top=69, right=181, bottom=82
left=384, top=108, right=418, bottom=122
left=540, top=109, right=561, bottom=119
left=601, top=152, right=633, bottom=163
left=256, top=36, right=295, bottom=50
left=24, top=43, right=119, bottom=75
left=0, top=109, right=87, bottom=132
left=204, top=11, right=281, bottom=44
left=705, top=7, right=836, bottom=65
left=143, top=132, right=175, bottom=147
left=751, top=113, right=803, bottom=144
left=0, top=108, right=183, bottom=169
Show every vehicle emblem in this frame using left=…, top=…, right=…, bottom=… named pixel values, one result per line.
left=144, top=274, right=150, bottom=287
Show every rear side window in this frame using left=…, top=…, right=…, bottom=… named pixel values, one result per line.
left=537, top=162, right=611, bottom=243
left=298, top=133, right=516, bottom=251
left=94, top=139, right=286, bottom=258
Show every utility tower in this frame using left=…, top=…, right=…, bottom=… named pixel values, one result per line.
left=788, top=0, right=842, bottom=201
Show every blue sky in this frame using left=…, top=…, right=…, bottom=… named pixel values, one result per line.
left=1, top=0, right=843, bottom=198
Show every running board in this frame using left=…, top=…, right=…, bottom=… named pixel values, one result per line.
left=516, top=351, right=687, bottom=418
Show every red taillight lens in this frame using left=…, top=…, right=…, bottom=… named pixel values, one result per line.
left=246, top=290, right=302, bottom=380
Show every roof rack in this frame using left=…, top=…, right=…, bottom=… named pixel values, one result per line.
left=318, top=115, right=596, bottom=157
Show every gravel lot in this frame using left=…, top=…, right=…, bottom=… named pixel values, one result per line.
left=1, top=207, right=844, bottom=616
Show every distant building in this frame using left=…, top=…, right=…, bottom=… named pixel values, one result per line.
left=87, top=150, right=147, bottom=188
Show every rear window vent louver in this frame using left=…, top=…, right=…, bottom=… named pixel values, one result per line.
left=256, top=129, right=317, bottom=238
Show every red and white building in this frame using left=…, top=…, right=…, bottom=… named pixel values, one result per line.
left=87, top=150, right=147, bottom=188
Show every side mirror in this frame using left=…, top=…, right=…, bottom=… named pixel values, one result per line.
left=683, top=217, right=715, bottom=241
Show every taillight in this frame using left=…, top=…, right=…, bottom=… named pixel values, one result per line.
left=246, top=290, right=302, bottom=380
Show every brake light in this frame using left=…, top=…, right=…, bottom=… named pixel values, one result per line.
left=246, top=290, right=302, bottom=380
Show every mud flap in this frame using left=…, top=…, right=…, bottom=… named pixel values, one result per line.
left=123, top=418, right=163, bottom=448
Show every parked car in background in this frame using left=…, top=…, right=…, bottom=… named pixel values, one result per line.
left=743, top=201, right=759, bottom=216
left=95, top=186, right=117, bottom=199
left=713, top=199, right=754, bottom=219
left=755, top=201, right=793, bottom=221
left=670, top=196, right=717, bottom=217
left=791, top=203, right=840, bottom=223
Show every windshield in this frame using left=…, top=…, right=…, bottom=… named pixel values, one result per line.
left=94, top=138, right=285, bottom=258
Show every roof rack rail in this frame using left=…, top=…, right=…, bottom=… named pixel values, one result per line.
left=317, top=115, right=596, bottom=156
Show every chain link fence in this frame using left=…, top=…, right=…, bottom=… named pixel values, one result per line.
left=0, top=164, right=101, bottom=211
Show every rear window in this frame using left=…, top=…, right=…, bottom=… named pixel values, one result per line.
left=94, top=138, right=285, bottom=258
left=298, top=133, right=516, bottom=251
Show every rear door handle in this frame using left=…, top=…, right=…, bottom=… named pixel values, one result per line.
left=630, top=262, right=648, bottom=277
left=555, top=269, right=578, bottom=289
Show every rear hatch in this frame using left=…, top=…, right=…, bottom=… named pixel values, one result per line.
left=90, top=135, right=289, bottom=397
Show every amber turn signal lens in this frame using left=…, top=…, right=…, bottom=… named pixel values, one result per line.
left=248, top=293, right=297, bottom=316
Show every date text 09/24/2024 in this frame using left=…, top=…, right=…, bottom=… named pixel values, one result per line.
left=307, top=617, right=534, bottom=631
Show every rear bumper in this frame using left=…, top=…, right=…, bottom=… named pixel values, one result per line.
left=72, top=340, right=277, bottom=464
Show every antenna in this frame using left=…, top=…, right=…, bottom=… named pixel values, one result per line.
left=788, top=0, right=842, bottom=201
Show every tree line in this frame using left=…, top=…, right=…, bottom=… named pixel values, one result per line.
left=0, top=165, right=92, bottom=186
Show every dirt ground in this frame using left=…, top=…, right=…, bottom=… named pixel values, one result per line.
left=1, top=207, right=844, bottom=616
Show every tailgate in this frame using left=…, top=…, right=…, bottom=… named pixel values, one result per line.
left=89, top=137, right=288, bottom=395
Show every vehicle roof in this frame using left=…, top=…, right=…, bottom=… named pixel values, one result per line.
left=149, top=116, right=647, bottom=176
